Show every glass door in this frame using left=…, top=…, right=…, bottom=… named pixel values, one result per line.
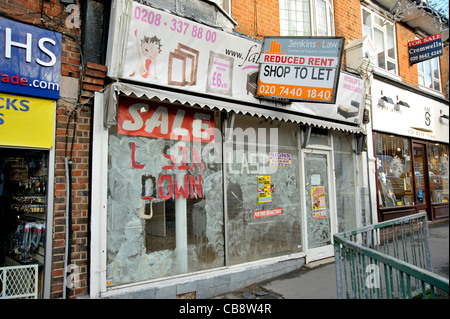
left=413, top=142, right=430, bottom=218
left=301, top=149, right=336, bottom=262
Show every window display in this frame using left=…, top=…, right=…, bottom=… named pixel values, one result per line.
left=426, top=142, right=449, bottom=203
left=374, top=133, right=413, bottom=208
left=0, top=148, right=48, bottom=268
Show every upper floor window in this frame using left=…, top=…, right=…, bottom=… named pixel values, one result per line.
left=362, top=7, right=397, bottom=74
left=418, top=57, right=441, bottom=92
left=279, top=0, right=334, bottom=36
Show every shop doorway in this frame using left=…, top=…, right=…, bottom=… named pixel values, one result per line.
left=301, top=148, right=337, bottom=262
left=412, top=142, right=430, bottom=219
left=0, top=148, right=49, bottom=298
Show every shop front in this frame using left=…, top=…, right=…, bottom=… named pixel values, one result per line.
left=0, top=17, right=60, bottom=299
left=0, top=94, right=56, bottom=298
left=371, top=78, right=449, bottom=221
left=89, top=0, right=368, bottom=298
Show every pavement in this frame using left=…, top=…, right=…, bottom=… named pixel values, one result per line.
left=213, top=219, right=449, bottom=299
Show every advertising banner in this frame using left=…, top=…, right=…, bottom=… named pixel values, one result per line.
left=0, top=93, right=55, bottom=148
left=108, top=1, right=363, bottom=125
left=120, top=1, right=261, bottom=104
left=408, top=33, right=443, bottom=65
left=0, top=18, right=61, bottom=100
left=257, top=37, right=344, bottom=103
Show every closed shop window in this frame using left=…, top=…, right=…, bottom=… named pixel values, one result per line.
left=106, top=97, right=224, bottom=286
left=333, top=131, right=356, bottom=232
left=426, top=142, right=449, bottom=203
left=374, top=133, right=414, bottom=208
left=225, top=115, right=302, bottom=265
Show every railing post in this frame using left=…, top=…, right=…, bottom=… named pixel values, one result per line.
left=334, top=240, right=344, bottom=299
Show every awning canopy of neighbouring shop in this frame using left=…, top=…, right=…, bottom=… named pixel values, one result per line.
left=102, top=81, right=364, bottom=134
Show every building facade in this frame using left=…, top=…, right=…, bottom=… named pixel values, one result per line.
left=339, top=0, right=449, bottom=223
left=0, top=0, right=447, bottom=300
left=89, top=0, right=369, bottom=298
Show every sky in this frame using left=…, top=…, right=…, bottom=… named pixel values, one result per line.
left=427, top=0, right=449, bottom=20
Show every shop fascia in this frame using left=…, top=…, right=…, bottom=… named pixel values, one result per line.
left=371, top=79, right=449, bottom=143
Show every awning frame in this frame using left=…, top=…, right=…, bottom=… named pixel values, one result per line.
left=103, top=81, right=364, bottom=134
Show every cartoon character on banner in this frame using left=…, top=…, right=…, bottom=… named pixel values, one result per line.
left=129, top=29, right=162, bottom=79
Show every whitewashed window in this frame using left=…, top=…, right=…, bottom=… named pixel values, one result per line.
left=279, top=0, right=334, bottom=36
left=418, top=57, right=442, bottom=92
left=362, top=7, right=397, bottom=74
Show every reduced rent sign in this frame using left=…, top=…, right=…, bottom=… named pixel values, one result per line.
left=408, top=33, right=443, bottom=65
left=256, top=36, right=344, bottom=103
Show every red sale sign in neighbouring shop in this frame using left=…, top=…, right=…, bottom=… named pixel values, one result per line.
left=117, top=96, right=215, bottom=142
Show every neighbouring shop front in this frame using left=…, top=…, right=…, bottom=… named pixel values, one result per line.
left=0, top=18, right=60, bottom=299
left=371, top=78, right=449, bottom=222
left=89, top=0, right=369, bottom=298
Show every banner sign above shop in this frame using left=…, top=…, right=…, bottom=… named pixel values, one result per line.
left=0, top=18, right=61, bottom=100
left=408, top=33, right=443, bottom=65
left=0, top=93, right=55, bottom=148
left=256, top=36, right=344, bottom=103
left=107, top=0, right=363, bottom=125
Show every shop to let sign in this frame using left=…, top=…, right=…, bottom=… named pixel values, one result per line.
left=0, top=93, right=55, bottom=148
left=408, top=33, right=443, bottom=65
left=0, top=17, right=61, bottom=100
left=256, top=37, right=344, bottom=103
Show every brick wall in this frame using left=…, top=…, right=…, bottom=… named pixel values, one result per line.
left=439, top=46, right=449, bottom=98
left=396, top=24, right=418, bottom=86
left=334, top=0, right=363, bottom=44
left=231, top=0, right=280, bottom=39
left=1, top=0, right=106, bottom=299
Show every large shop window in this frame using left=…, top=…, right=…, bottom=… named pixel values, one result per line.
left=375, top=133, right=414, bottom=208
left=106, top=97, right=224, bottom=286
left=225, top=115, right=302, bottom=265
left=426, top=142, right=449, bottom=203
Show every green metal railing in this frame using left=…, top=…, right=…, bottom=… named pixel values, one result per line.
left=334, top=212, right=449, bottom=299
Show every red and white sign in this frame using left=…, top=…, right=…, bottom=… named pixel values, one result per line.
left=254, top=208, right=283, bottom=218
left=118, top=96, right=215, bottom=142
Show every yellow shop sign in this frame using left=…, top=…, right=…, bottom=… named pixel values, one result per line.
left=0, top=93, right=55, bottom=149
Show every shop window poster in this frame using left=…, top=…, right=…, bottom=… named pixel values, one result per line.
left=311, top=186, right=326, bottom=219
left=258, top=175, right=272, bottom=203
